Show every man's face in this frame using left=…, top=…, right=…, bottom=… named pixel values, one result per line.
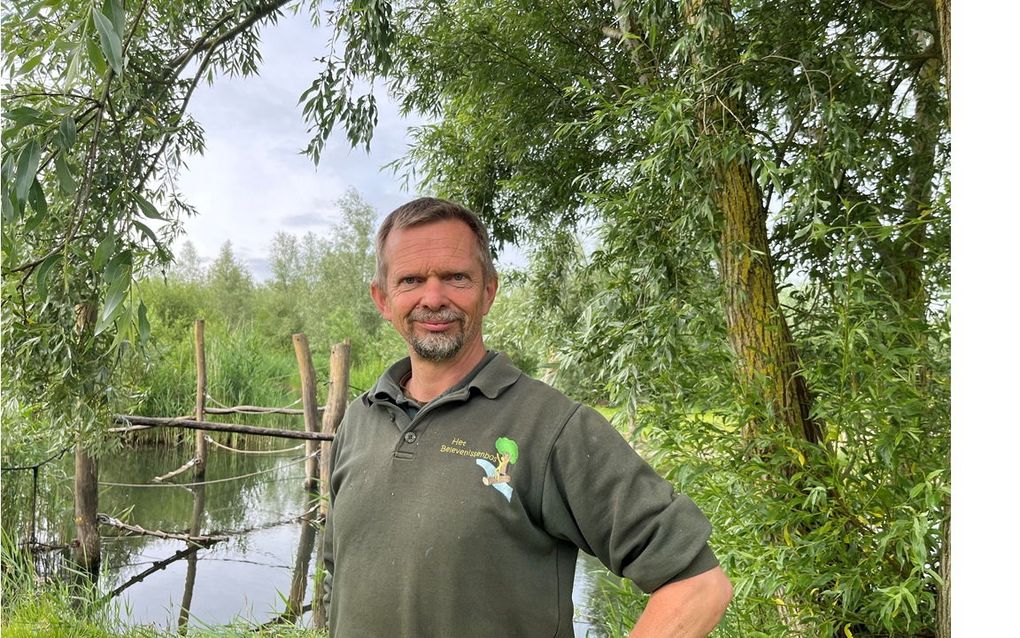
left=371, top=219, right=498, bottom=363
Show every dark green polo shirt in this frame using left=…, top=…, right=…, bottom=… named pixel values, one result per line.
left=323, top=352, right=717, bottom=637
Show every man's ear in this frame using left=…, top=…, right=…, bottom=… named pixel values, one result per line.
left=370, top=282, right=391, bottom=321
left=482, top=273, right=499, bottom=316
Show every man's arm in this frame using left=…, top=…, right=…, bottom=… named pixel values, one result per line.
left=629, top=565, right=733, bottom=638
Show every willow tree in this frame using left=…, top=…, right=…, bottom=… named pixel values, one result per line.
left=304, top=0, right=950, bottom=635
left=2, top=0, right=296, bottom=575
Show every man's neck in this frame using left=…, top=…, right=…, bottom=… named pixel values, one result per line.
left=406, top=341, right=488, bottom=403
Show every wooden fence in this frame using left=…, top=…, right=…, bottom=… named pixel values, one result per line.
left=71, top=319, right=352, bottom=630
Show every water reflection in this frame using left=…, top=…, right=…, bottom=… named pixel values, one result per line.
left=177, top=482, right=206, bottom=632
left=3, top=444, right=612, bottom=633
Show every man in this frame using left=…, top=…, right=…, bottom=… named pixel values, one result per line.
left=323, top=197, right=732, bottom=637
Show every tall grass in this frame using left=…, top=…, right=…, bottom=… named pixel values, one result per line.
left=122, top=318, right=403, bottom=451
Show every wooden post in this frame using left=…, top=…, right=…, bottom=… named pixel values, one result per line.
left=313, top=339, right=351, bottom=629
left=72, top=302, right=101, bottom=582
left=194, top=319, right=208, bottom=477
left=73, top=443, right=100, bottom=579
left=318, top=340, right=351, bottom=515
left=292, top=334, right=320, bottom=491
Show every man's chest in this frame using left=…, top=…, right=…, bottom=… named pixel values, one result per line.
left=330, top=403, right=544, bottom=549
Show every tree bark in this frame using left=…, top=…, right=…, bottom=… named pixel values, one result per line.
left=717, top=162, right=822, bottom=443
left=890, top=53, right=941, bottom=324
left=318, top=340, right=351, bottom=516
left=936, top=498, right=950, bottom=638
left=934, top=0, right=950, bottom=97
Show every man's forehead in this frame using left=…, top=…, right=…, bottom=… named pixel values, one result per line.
left=385, top=221, right=483, bottom=272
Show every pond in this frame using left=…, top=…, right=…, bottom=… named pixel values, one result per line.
left=5, top=443, right=611, bottom=635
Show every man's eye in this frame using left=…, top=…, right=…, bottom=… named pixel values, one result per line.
left=400, top=276, right=420, bottom=285
left=451, top=273, right=466, bottom=281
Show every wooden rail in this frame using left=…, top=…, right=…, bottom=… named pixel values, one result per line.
left=114, top=415, right=335, bottom=441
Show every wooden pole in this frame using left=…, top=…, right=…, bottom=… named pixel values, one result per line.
left=194, top=320, right=208, bottom=477
left=71, top=302, right=101, bottom=583
left=318, top=340, right=351, bottom=514
left=112, top=415, right=334, bottom=441
left=292, top=334, right=320, bottom=491
left=313, top=339, right=351, bottom=629
left=73, top=443, right=101, bottom=579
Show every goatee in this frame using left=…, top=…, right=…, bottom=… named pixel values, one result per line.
left=407, top=309, right=466, bottom=361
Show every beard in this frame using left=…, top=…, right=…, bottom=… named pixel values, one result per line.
left=406, top=308, right=468, bottom=361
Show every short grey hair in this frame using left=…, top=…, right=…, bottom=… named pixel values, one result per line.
left=373, top=197, right=497, bottom=289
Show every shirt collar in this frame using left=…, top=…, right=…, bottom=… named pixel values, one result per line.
left=367, top=351, right=522, bottom=406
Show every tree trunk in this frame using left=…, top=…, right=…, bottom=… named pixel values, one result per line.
left=936, top=498, right=950, bottom=638
left=677, top=0, right=821, bottom=445
left=891, top=53, right=941, bottom=324
left=73, top=444, right=100, bottom=579
left=934, top=0, right=950, bottom=97
left=717, top=161, right=823, bottom=444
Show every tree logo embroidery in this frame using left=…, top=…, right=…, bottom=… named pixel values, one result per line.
left=475, top=436, right=519, bottom=502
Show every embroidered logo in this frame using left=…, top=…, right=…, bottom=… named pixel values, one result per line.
left=475, top=436, right=519, bottom=503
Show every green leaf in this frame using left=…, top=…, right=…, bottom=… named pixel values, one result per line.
left=95, top=277, right=129, bottom=335
left=93, top=229, right=117, bottom=269
left=3, top=106, right=47, bottom=129
left=14, top=139, right=42, bottom=202
left=102, top=249, right=132, bottom=283
left=55, top=152, right=76, bottom=194
left=103, top=0, right=125, bottom=39
left=24, top=180, right=47, bottom=233
left=132, top=219, right=159, bottom=246
left=27, top=178, right=47, bottom=215
left=91, top=8, right=121, bottom=75
left=34, top=253, right=61, bottom=300
left=138, top=301, right=150, bottom=344
left=58, top=115, right=77, bottom=150
left=85, top=38, right=107, bottom=76
left=128, top=191, right=167, bottom=220
left=17, top=53, right=45, bottom=77
left=2, top=192, right=15, bottom=225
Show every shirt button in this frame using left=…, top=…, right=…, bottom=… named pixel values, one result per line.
left=403, top=431, right=418, bottom=444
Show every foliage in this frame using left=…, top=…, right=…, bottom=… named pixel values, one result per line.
left=1, top=0, right=298, bottom=453
left=305, top=0, right=950, bottom=635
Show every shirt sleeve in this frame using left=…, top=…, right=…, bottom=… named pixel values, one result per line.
left=540, top=405, right=718, bottom=593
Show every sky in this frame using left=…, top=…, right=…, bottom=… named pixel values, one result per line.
left=173, top=9, right=427, bottom=281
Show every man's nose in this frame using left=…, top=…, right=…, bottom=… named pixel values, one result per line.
left=419, top=276, right=447, bottom=309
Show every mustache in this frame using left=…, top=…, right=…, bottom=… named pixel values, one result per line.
left=408, top=309, right=465, bottom=323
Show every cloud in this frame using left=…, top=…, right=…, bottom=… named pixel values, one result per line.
left=279, top=211, right=334, bottom=230
left=173, top=9, right=425, bottom=282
